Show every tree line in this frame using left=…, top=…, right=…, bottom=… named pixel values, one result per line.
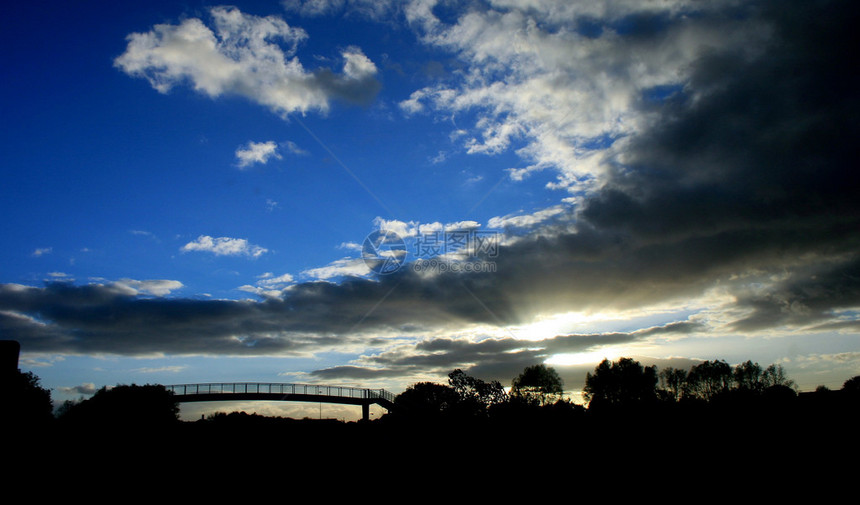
left=3, top=357, right=859, bottom=430
left=388, top=358, right=860, bottom=425
left=585, top=358, right=800, bottom=408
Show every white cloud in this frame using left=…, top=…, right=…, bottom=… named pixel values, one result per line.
left=443, top=220, right=481, bottom=232
left=399, top=89, right=427, bottom=114
left=790, top=352, right=860, bottom=368
left=32, top=247, right=52, bottom=257
left=373, top=217, right=420, bottom=237
left=338, top=241, right=362, bottom=252
left=282, top=0, right=399, bottom=20
left=58, top=383, right=97, bottom=396
left=487, top=205, right=568, bottom=229
left=115, top=6, right=380, bottom=116
left=371, top=217, right=482, bottom=239
left=430, top=150, right=447, bottom=164
left=239, top=272, right=295, bottom=299
left=283, top=140, right=309, bottom=156
left=239, top=285, right=284, bottom=299
left=302, top=257, right=371, bottom=280
left=131, top=365, right=187, bottom=374
left=399, top=0, right=763, bottom=194
left=111, top=279, right=184, bottom=297
left=258, top=273, right=294, bottom=286
left=235, top=140, right=282, bottom=168
left=181, top=235, right=269, bottom=258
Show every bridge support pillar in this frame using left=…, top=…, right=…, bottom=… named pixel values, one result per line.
left=362, top=403, right=370, bottom=421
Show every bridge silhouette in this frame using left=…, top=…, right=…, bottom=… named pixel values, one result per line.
left=163, top=382, right=397, bottom=421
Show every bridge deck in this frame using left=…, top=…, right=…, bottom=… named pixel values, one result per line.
left=162, top=382, right=397, bottom=419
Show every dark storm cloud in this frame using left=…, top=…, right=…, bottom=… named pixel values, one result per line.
left=586, top=0, right=860, bottom=243
left=308, top=365, right=409, bottom=381
left=579, top=0, right=860, bottom=320
left=730, top=255, right=860, bottom=331
left=2, top=0, right=857, bottom=374
left=0, top=273, right=518, bottom=357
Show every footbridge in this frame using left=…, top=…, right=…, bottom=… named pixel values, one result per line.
left=163, top=382, right=397, bottom=421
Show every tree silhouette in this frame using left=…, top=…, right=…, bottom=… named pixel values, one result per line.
left=583, top=358, right=658, bottom=409
left=447, top=369, right=507, bottom=415
left=761, top=363, right=795, bottom=390
left=685, top=360, right=733, bottom=401
left=511, top=364, right=564, bottom=406
left=2, top=369, right=53, bottom=427
left=658, top=366, right=688, bottom=402
left=393, top=382, right=461, bottom=417
left=732, top=360, right=765, bottom=393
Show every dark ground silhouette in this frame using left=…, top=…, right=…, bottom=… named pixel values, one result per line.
left=3, top=353, right=858, bottom=486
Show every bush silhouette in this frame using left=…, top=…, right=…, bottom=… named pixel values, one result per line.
left=58, top=384, right=178, bottom=429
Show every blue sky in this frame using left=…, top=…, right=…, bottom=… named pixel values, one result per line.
left=2, top=0, right=859, bottom=420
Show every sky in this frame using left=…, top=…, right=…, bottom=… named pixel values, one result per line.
left=2, top=0, right=858, bottom=421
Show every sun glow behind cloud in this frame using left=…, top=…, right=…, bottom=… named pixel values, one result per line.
left=514, top=310, right=669, bottom=365
left=512, top=310, right=620, bottom=341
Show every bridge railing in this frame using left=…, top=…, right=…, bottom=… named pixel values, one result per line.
left=163, top=382, right=395, bottom=403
